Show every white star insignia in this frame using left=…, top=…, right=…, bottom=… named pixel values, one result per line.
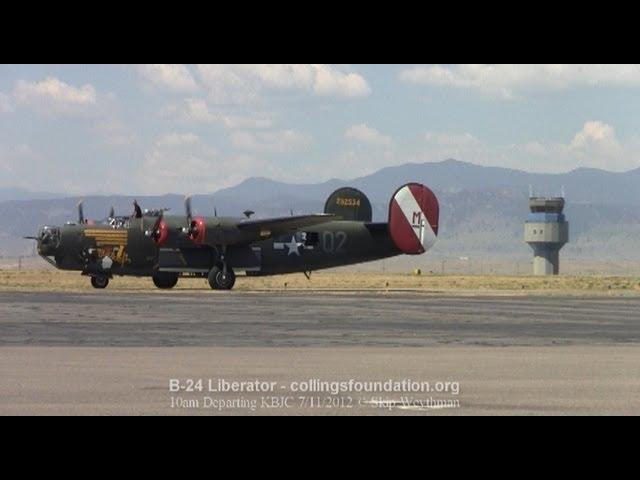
left=285, top=236, right=302, bottom=256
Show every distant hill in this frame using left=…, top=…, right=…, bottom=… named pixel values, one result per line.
left=215, top=159, right=640, bottom=205
left=1, top=159, right=639, bottom=261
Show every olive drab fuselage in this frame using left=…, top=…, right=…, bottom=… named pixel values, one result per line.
left=34, top=184, right=440, bottom=288
left=43, top=215, right=402, bottom=278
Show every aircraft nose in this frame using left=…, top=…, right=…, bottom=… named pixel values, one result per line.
left=36, top=225, right=62, bottom=256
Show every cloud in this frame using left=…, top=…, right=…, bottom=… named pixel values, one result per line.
left=144, top=150, right=212, bottom=180
left=564, top=121, right=628, bottom=170
left=520, top=142, right=549, bottom=157
left=1, top=76, right=134, bottom=151
left=156, top=132, right=200, bottom=147
left=569, top=121, right=620, bottom=151
left=344, top=124, right=393, bottom=147
left=399, top=64, right=640, bottom=99
left=140, top=128, right=314, bottom=194
left=12, top=77, right=97, bottom=113
left=168, top=98, right=274, bottom=129
left=230, top=129, right=312, bottom=153
left=139, top=138, right=220, bottom=194
left=308, top=64, right=371, bottom=97
left=142, top=150, right=216, bottom=193
left=139, top=138, right=282, bottom=194
left=196, top=64, right=371, bottom=103
left=0, top=93, right=13, bottom=113
left=411, top=122, right=639, bottom=173
left=137, top=64, right=199, bottom=93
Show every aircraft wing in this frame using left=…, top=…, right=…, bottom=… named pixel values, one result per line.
left=237, top=213, right=336, bottom=237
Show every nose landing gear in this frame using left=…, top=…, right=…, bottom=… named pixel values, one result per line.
left=208, top=265, right=236, bottom=290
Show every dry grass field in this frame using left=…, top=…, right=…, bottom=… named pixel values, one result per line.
left=1, top=267, right=640, bottom=296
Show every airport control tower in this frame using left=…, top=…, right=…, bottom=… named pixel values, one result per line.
left=524, top=197, right=569, bottom=275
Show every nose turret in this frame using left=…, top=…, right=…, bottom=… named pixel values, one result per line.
left=36, top=225, right=62, bottom=256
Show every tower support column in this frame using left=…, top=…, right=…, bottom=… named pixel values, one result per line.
left=532, top=246, right=560, bottom=276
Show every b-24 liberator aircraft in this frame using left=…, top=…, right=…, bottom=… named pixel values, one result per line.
left=28, top=183, right=439, bottom=290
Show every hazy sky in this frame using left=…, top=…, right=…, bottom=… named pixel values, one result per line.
left=1, top=64, right=639, bottom=195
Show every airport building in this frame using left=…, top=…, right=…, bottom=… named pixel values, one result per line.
left=524, top=197, right=569, bottom=275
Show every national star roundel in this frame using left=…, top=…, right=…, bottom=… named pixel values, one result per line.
left=388, top=183, right=439, bottom=255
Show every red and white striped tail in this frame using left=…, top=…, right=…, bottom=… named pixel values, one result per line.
left=388, top=183, right=439, bottom=255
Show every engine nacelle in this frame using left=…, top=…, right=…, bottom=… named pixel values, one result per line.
left=188, top=217, right=207, bottom=245
left=152, top=220, right=170, bottom=247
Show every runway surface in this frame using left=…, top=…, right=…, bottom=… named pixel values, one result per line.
left=1, top=292, right=639, bottom=347
left=1, top=292, right=640, bottom=415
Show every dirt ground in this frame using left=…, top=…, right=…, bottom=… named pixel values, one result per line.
left=1, top=268, right=640, bottom=296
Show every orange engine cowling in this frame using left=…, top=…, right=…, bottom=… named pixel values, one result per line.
left=153, top=220, right=170, bottom=247
left=188, top=217, right=206, bottom=245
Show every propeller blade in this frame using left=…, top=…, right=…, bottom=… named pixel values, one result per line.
left=77, top=200, right=84, bottom=224
left=152, top=210, right=164, bottom=232
left=109, top=206, right=115, bottom=218
left=23, top=236, right=38, bottom=240
left=145, top=210, right=164, bottom=240
left=185, top=196, right=193, bottom=225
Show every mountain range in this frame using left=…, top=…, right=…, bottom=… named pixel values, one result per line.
left=1, top=159, right=639, bottom=262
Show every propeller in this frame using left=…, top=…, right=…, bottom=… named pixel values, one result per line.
left=185, top=196, right=193, bottom=226
left=146, top=210, right=168, bottom=246
left=183, top=195, right=198, bottom=237
left=109, top=206, right=115, bottom=218
left=150, top=210, right=164, bottom=239
left=183, top=195, right=205, bottom=243
left=77, top=200, right=84, bottom=224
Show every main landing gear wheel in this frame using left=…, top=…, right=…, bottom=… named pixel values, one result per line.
left=208, top=266, right=236, bottom=290
left=91, top=276, right=109, bottom=289
left=152, top=272, right=179, bottom=289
